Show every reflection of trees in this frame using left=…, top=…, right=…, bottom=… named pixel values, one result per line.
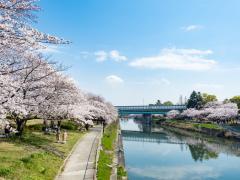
left=121, top=117, right=240, bottom=162
left=164, top=127, right=240, bottom=159
left=188, top=144, right=218, bottom=162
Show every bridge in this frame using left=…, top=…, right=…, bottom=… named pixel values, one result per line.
left=116, top=105, right=186, bottom=116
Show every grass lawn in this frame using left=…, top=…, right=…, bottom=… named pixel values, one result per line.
left=26, top=119, right=44, bottom=126
left=193, top=123, right=223, bottom=130
left=0, top=120, right=84, bottom=180
left=97, top=122, right=118, bottom=180
left=165, top=119, right=223, bottom=131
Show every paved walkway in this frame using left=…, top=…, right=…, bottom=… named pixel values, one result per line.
left=57, top=126, right=102, bottom=180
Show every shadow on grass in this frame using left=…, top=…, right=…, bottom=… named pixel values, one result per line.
left=8, top=131, right=64, bottom=158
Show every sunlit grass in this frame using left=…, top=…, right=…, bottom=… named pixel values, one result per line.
left=165, top=119, right=223, bottom=130
left=97, top=122, right=118, bottom=180
left=102, top=123, right=118, bottom=151
left=97, top=150, right=113, bottom=180
left=193, top=123, right=223, bottom=130
left=0, top=120, right=84, bottom=180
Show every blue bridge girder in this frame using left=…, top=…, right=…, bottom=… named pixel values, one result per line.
left=115, top=105, right=187, bottom=116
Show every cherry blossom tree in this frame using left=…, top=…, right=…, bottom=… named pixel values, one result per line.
left=0, top=0, right=118, bottom=135
left=0, top=0, right=66, bottom=133
left=82, top=93, right=118, bottom=124
left=181, top=101, right=238, bottom=123
left=205, top=102, right=238, bottom=122
left=166, top=110, right=180, bottom=119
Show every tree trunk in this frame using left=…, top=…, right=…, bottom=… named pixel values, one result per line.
left=43, top=119, right=48, bottom=132
left=57, top=120, right=61, bottom=129
left=16, top=118, right=26, bottom=136
left=50, top=120, right=55, bottom=129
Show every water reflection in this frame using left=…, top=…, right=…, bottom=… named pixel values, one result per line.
left=121, top=118, right=240, bottom=180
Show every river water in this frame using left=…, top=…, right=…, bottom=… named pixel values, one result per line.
left=120, top=118, right=240, bottom=180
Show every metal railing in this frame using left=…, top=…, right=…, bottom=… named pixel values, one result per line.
left=115, top=105, right=186, bottom=111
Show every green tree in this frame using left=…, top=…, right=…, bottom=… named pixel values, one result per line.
left=163, top=101, right=173, bottom=106
left=230, top=96, right=240, bottom=109
left=223, top=98, right=230, bottom=103
left=196, top=92, right=203, bottom=109
left=202, top=93, right=217, bottom=105
left=155, top=100, right=162, bottom=105
left=187, top=91, right=203, bottom=109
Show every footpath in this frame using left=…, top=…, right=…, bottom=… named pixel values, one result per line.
left=56, top=126, right=102, bottom=180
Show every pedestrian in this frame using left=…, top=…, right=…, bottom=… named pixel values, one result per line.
left=62, top=130, right=68, bottom=144
left=103, top=120, right=106, bottom=133
left=85, top=123, right=89, bottom=131
left=56, top=127, right=61, bottom=143
left=4, top=124, right=10, bottom=137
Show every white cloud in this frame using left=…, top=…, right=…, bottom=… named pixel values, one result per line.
left=105, top=75, right=124, bottom=85
left=94, top=50, right=108, bottom=62
left=129, top=165, right=219, bottom=180
left=93, top=50, right=127, bottom=62
left=182, top=25, right=203, bottom=32
left=109, top=50, right=127, bottom=62
left=129, top=48, right=217, bottom=71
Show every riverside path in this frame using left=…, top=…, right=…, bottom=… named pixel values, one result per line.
left=56, top=126, right=102, bottom=180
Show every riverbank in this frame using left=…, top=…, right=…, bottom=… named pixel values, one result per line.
left=0, top=120, right=84, bottom=180
left=117, top=130, right=127, bottom=180
left=120, top=118, right=240, bottom=179
left=162, top=119, right=240, bottom=140
left=97, top=121, right=127, bottom=180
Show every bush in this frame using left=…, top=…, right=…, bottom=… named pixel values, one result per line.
left=27, top=124, right=43, bottom=131
left=61, top=121, right=78, bottom=130
left=0, top=168, right=12, bottom=176
left=21, top=156, right=32, bottom=163
left=117, top=166, right=127, bottom=177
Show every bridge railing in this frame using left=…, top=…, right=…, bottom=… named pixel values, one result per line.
left=115, top=105, right=187, bottom=111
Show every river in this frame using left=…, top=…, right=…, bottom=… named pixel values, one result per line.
left=120, top=118, right=240, bottom=180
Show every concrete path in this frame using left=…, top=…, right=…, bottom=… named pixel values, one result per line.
left=57, top=126, right=102, bottom=180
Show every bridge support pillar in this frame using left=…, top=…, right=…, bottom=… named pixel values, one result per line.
left=142, top=114, right=152, bottom=124
left=142, top=114, right=152, bottom=133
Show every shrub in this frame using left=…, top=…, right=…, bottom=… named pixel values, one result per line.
left=0, top=168, right=12, bottom=176
left=21, top=156, right=32, bottom=163
left=117, top=166, right=127, bottom=177
left=61, top=121, right=78, bottom=130
left=27, top=124, right=43, bottom=131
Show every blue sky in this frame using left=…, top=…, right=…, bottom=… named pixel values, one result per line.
left=36, top=0, right=240, bottom=105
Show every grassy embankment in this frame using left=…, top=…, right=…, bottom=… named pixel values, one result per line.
left=97, top=122, right=118, bottom=180
left=163, top=119, right=223, bottom=133
left=0, top=120, right=83, bottom=180
left=164, top=119, right=222, bottom=129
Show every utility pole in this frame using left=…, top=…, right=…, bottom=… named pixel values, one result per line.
left=179, top=95, right=183, bottom=105
left=184, top=96, right=188, bottom=105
